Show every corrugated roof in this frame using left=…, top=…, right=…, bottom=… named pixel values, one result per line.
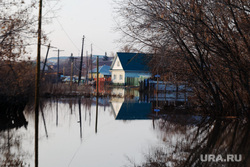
left=91, top=65, right=111, bottom=75
left=112, top=52, right=151, bottom=71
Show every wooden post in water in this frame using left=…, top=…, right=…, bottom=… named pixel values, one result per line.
left=78, top=98, right=82, bottom=139
left=95, top=96, right=99, bottom=133
left=95, top=56, right=99, bottom=133
left=35, top=0, right=42, bottom=166
left=156, top=74, right=159, bottom=109
left=56, top=99, right=58, bottom=126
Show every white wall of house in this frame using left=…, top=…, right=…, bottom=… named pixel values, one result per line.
left=111, top=70, right=125, bottom=84
left=111, top=55, right=152, bottom=85
left=112, top=56, right=123, bottom=70
left=111, top=71, right=151, bottom=84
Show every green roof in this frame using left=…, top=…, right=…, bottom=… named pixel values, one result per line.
left=113, top=52, right=151, bottom=71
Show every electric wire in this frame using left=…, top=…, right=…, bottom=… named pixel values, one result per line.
left=44, top=1, right=107, bottom=56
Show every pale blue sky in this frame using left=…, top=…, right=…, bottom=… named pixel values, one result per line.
left=41, top=0, right=120, bottom=58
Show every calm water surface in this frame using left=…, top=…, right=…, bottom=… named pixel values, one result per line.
left=1, top=90, right=249, bottom=167
left=1, top=97, right=161, bottom=167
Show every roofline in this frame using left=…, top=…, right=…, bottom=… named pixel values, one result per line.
left=109, top=54, right=117, bottom=70
left=110, top=69, right=151, bottom=72
left=124, top=70, right=151, bottom=73
left=110, top=53, right=124, bottom=70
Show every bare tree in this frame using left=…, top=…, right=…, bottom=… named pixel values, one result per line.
left=0, top=1, right=47, bottom=101
left=115, top=0, right=250, bottom=118
left=0, top=1, right=41, bottom=60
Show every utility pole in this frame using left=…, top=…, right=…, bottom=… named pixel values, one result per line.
left=96, top=56, right=99, bottom=95
left=90, top=44, right=93, bottom=81
left=70, top=53, right=75, bottom=93
left=41, top=43, right=50, bottom=79
left=53, top=49, right=64, bottom=84
left=35, top=0, right=42, bottom=166
left=78, top=36, right=85, bottom=85
left=86, top=51, right=89, bottom=85
left=95, top=56, right=99, bottom=134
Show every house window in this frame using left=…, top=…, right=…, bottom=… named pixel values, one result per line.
left=113, top=74, right=116, bottom=80
left=117, top=61, right=120, bottom=66
left=119, top=75, right=123, bottom=80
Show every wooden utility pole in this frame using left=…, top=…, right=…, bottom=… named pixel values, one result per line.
left=41, top=43, right=50, bottom=79
left=86, top=51, right=89, bottom=85
left=90, top=44, right=93, bottom=81
left=53, top=49, right=64, bottom=84
left=95, top=56, right=99, bottom=133
left=96, top=56, right=99, bottom=95
left=70, top=53, right=74, bottom=93
left=78, top=36, right=85, bottom=85
left=35, top=0, right=42, bottom=166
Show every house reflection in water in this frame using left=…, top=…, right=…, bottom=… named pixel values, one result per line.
left=110, top=87, right=191, bottom=120
left=110, top=88, right=152, bottom=120
left=111, top=101, right=152, bottom=120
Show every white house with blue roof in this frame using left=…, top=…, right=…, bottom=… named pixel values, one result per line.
left=110, top=52, right=152, bottom=86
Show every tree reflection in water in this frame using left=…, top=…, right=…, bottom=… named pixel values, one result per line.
left=129, top=116, right=249, bottom=167
left=0, top=105, right=30, bottom=166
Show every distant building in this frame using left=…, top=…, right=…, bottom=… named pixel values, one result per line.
left=110, top=52, right=152, bottom=86
left=46, top=56, right=70, bottom=65
left=92, top=55, right=114, bottom=67
left=89, top=65, right=111, bottom=79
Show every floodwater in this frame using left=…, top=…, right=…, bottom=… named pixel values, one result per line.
left=0, top=89, right=249, bottom=167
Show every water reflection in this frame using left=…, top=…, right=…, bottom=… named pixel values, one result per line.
left=95, top=96, right=98, bottom=134
left=0, top=89, right=249, bottom=167
left=131, top=117, right=249, bottom=167
left=78, top=98, right=83, bottom=139
left=0, top=106, right=30, bottom=166
left=0, top=105, right=28, bottom=131
left=40, top=104, right=48, bottom=138
left=111, top=101, right=152, bottom=120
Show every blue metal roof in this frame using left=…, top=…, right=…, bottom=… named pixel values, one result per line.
left=91, top=65, right=111, bottom=75
left=112, top=52, right=151, bottom=71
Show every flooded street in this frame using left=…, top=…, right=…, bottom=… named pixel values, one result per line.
left=1, top=0, right=249, bottom=166
left=0, top=89, right=249, bottom=167
left=1, top=97, right=161, bottom=167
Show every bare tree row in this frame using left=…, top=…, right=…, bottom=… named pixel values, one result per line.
left=116, top=0, right=250, bottom=117
left=0, top=1, right=39, bottom=100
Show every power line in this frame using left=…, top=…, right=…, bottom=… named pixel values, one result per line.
left=46, top=1, right=80, bottom=52
left=56, top=19, right=80, bottom=52
left=84, top=37, right=106, bottom=53
left=45, top=1, right=108, bottom=55
left=43, top=0, right=61, bottom=18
